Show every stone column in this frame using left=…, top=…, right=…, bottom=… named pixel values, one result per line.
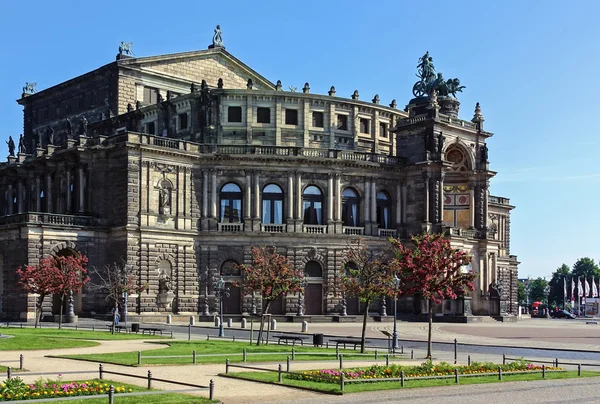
left=438, top=174, right=444, bottom=223
left=78, top=167, right=85, bottom=213
left=202, top=170, right=208, bottom=217
left=364, top=177, right=370, bottom=224
left=469, top=186, right=475, bottom=228
left=65, top=170, right=72, bottom=213
left=45, top=173, right=52, bottom=213
left=335, top=174, right=342, bottom=221
left=17, top=180, right=24, bottom=213
left=328, top=174, right=334, bottom=222
left=35, top=176, right=41, bottom=212
left=210, top=170, right=217, bottom=218
left=295, top=172, right=302, bottom=220
left=253, top=171, right=260, bottom=220
left=423, top=174, right=430, bottom=223
left=287, top=172, right=294, bottom=220
left=401, top=183, right=407, bottom=225
left=7, top=184, right=13, bottom=215
left=395, top=183, right=401, bottom=227
left=245, top=172, right=252, bottom=221
left=483, top=183, right=489, bottom=231
left=370, top=180, right=376, bottom=227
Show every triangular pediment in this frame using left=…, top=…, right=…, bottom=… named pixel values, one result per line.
left=118, top=48, right=274, bottom=90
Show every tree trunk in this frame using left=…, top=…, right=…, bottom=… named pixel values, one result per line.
left=427, top=298, right=434, bottom=359
left=360, top=299, right=370, bottom=354
left=256, top=300, right=271, bottom=346
left=58, top=295, right=64, bottom=330
left=34, top=295, right=45, bottom=328
left=112, top=301, right=118, bottom=335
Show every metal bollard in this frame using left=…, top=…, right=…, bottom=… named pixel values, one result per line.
left=19, top=354, right=23, bottom=370
left=108, top=385, right=115, bottom=404
left=215, top=317, right=220, bottom=327
left=302, top=321, right=308, bottom=333
left=188, top=324, right=192, bottom=341
left=7, top=367, right=11, bottom=379
left=233, top=335, right=236, bottom=342
left=411, top=350, right=414, bottom=360
left=339, top=354, right=344, bottom=369
left=271, top=318, right=277, bottom=331
left=578, top=364, right=582, bottom=376
left=287, top=356, right=291, bottom=372
left=292, top=348, right=296, bottom=360
left=454, top=338, right=457, bottom=364
left=227, top=318, right=233, bottom=328
left=401, top=345, right=404, bottom=354
left=468, top=355, right=471, bottom=367
left=189, top=316, right=195, bottom=326
left=340, top=372, right=345, bottom=392
left=138, top=351, right=142, bottom=365
left=278, top=364, right=283, bottom=383
left=147, top=370, right=152, bottom=389
left=375, top=350, right=378, bottom=360
left=241, top=318, right=247, bottom=329
left=207, top=334, right=210, bottom=341
left=385, top=354, right=389, bottom=367
left=243, top=348, right=247, bottom=362
left=454, top=368, right=459, bottom=384
left=401, top=370, right=405, bottom=387
left=99, top=364, right=104, bottom=380
left=502, top=354, right=506, bottom=365
left=166, top=315, right=172, bottom=324
left=555, top=358, right=558, bottom=367
left=335, top=345, right=339, bottom=359
left=498, top=366, right=502, bottom=381
left=226, top=358, right=230, bottom=374
left=193, top=350, right=197, bottom=365
left=209, top=379, right=214, bottom=400
left=542, top=365, right=546, bottom=379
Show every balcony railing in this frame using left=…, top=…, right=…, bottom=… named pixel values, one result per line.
left=217, top=222, right=244, bottom=232
left=261, top=224, right=286, bottom=233
left=0, top=213, right=96, bottom=227
left=343, top=226, right=364, bottom=235
left=378, top=228, right=397, bottom=238
left=489, top=196, right=511, bottom=205
left=303, top=224, right=327, bottom=234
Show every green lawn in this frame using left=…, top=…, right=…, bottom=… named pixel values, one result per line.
left=57, top=340, right=403, bottom=366
left=0, top=328, right=164, bottom=351
left=0, top=379, right=216, bottom=403
left=224, top=370, right=600, bottom=394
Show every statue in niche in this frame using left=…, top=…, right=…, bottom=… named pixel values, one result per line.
left=6, top=135, right=15, bottom=156
left=159, top=185, right=171, bottom=215
left=31, top=137, right=37, bottom=153
left=37, top=129, right=43, bottom=146
left=437, top=132, right=445, bottom=154
left=158, top=273, right=173, bottom=293
left=81, top=116, right=88, bottom=137
left=18, top=134, right=26, bottom=154
left=481, top=144, right=489, bottom=163
left=489, top=281, right=500, bottom=299
left=47, top=126, right=55, bottom=145
left=65, top=118, right=73, bottom=139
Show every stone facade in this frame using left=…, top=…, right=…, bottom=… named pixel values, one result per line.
left=0, top=40, right=518, bottom=321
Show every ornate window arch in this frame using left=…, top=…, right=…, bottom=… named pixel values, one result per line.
left=376, top=190, right=392, bottom=229
left=262, top=184, right=284, bottom=224
left=302, top=185, right=323, bottom=225
left=341, top=188, right=360, bottom=227
left=220, top=259, right=241, bottom=277
left=445, top=146, right=471, bottom=172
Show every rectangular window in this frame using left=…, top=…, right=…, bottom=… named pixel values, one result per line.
left=360, top=118, right=370, bottom=134
left=228, top=106, right=242, bottom=122
left=379, top=122, right=388, bottom=138
left=337, top=115, right=348, bottom=131
left=179, top=113, right=188, bottom=130
left=285, top=109, right=298, bottom=125
left=146, top=122, right=156, bottom=135
left=312, top=111, right=324, bottom=128
left=257, top=107, right=271, bottom=123
left=143, top=87, right=158, bottom=105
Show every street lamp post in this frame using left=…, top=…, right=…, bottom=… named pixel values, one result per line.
left=214, top=276, right=228, bottom=337
left=122, top=291, right=128, bottom=329
left=544, top=285, right=551, bottom=319
left=392, top=275, right=400, bottom=353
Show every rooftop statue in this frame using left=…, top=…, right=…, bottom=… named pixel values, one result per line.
left=212, top=25, right=223, bottom=48
left=22, top=82, right=37, bottom=95
left=119, top=42, right=134, bottom=56
left=412, top=52, right=465, bottom=99
left=6, top=136, right=15, bottom=156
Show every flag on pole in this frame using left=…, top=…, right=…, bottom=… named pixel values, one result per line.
left=593, top=279, right=598, bottom=298
left=578, top=278, right=583, bottom=297
left=571, top=278, right=575, bottom=300
left=585, top=278, right=591, bottom=297
left=564, top=277, right=567, bottom=299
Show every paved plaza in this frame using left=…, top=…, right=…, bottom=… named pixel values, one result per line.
left=3, top=318, right=600, bottom=403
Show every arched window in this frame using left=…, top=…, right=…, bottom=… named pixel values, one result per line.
left=376, top=191, right=391, bottom=229
left=220, top=183, right=243, bottom=223
left=341, top=188, right=360, bottom=227
left=305, top=261, right=323, bottom=278
left=445, top=147, right=470, bottom=172
left=220, top=259, right=241, bottom=277
left=262, top=184, right=284, bottom=224
left=302, top=185, right=323, bottom=225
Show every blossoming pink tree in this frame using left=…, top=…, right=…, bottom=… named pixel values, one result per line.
left=236, top=246, right=305, bottom=345
left=390, top=232, right=475, bottom=358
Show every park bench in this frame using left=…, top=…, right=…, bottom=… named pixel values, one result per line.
left=106, top=324, right=128, bottom=333
left=276, top=334, right=308, bottom=346
left=138, top=327, right=173, bottom=337
left=330, top=338, right=370, bottom=350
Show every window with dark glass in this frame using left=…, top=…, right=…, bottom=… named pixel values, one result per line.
left=337, top=115, right=348, bottom=130
left=360, top=118, right=370, bottom=134
left=341, top=188, right=360, bottom=227
left=285, top=109, right=298, bottom=125
left=221, top=259, right=241, bottom=277
left=228, top=106, right=242, bottom=122
left=302, top=185, right=323, bottom=225
left=146, top=122, right=156, bottom=135
left=257, top=107, right=271, bottom=123
left=220, top=183, right=243, bottom=223
left=179, top=113, right=188, bottom=130
left=312, top=111, right=324, bottom=128
left=262, top=184, right=284, bottom=224
left=143, top=87, right=158, bottom=105
left=379, top=122, right=388, bottom=138
left=305, top=261, right=323, bottom=278
left=376, top=191, right=392, bottom=229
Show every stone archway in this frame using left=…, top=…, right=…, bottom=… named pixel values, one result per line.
left=51, top=247, right=84, bottom=317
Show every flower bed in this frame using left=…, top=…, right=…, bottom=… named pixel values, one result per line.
left=0, top=377, right=132, bottom=401
left=288, top=360, right=563, bottom=383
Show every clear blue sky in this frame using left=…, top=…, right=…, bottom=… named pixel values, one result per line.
left=1, top=1, right=598, bottom=280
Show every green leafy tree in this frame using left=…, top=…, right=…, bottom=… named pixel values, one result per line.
left=517, top=281, right=527, bottom=304
left=339, top=241, right=398, bottom=353
left=528, top=277, right=549, bottom=303
left=548, top=264, right=570, bottom=307
left=391, top=232, right=475, bottom=359
left=572, top=258, right=600, bottom=279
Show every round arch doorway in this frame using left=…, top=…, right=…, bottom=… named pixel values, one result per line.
left=304, top=261, right=323, bottom=315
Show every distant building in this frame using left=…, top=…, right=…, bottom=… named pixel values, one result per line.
left=0, top=28, right=518, bottom=321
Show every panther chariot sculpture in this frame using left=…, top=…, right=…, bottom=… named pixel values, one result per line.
left=412, top=51, right=465, bottom=98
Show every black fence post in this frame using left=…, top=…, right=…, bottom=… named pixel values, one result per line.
left=193, top=350, right=197, bottom=365
left=278, top=364, right=283, bottom=383
left=339, top=354, right=343, bottom=369
left=385, top=354, right=390, bottom=367
left=498, top=366, right=502, bottom=381
left=502, top=354, right=506, bottom=365
left=401, top=345, right=404, bottom=354
left=7, top=367, right=11, bottom=379
left=542, top=365, right=546, bottom=379
left=375, top=350, right=378, bottom=360
left=340, top=372, right=345, bottom=392
left=454, top=368, right=459, bottom=384
left=138, top=351, right=142, bottom=366
left=286, top=356, right=290, bottom=372
left=578, top=364, right=582, bottom=376
left=108, top=385, right=115, bottom=404
left=209, top=379, right=214, bottom=400
left=243, top=348, right=247, bottom=362
left=188, top=324, right=191, bottom=341
left=454, top=338, right=457, bottom=364
left=411, top=350, right=414, bottom=360
left=401, top=370, right=405, bottom=387
left=99, top=364, right=103, bottom=380
left=147, top=370, right=152, bottom=389
left=555, top=358, right=558, bottom=367
left=19, top=354, right=23, bottom=370
left=226, top=358, right=230, bottom=374
left=335, top=345, right=339, bottom=359
left=292, top=348, right=295, bottom=360
left=468, top=355, right=471, bottom=367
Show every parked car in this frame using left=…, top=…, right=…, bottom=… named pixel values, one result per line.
left=550, top=310, right=576, bottom=319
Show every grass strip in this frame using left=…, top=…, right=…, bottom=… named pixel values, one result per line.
left=223, top=370, right=600, bottom=394
left=57, top=340, right=405, bottom=366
